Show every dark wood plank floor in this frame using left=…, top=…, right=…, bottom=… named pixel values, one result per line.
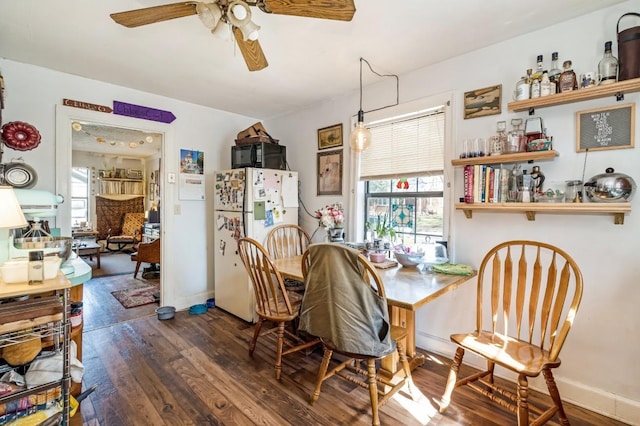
left=71, top=305, right=629, bottom=425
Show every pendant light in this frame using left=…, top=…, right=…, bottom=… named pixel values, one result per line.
left=349, top=58, right=372, bottom=152
left=349, top=58, right=399, bottom=152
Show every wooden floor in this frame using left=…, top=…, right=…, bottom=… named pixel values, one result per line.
left=71, top=304, right=628, bottom=425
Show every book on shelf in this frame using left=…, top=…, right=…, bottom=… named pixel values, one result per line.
left=464, top=165, right=474, bottom=203
left=462, top=164, right=513, bottom=204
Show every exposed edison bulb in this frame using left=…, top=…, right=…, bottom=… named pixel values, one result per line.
left=349, top=112, right=372, bottom=152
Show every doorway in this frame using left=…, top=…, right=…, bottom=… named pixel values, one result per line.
left=55, top=104, right=175, bottom=306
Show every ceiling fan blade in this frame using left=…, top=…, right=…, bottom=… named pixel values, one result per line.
left=111, top=2, right=198, bottom=28
left=262, top=0, right=355, bottom=21
left=233, top=28, right=269, bottom=72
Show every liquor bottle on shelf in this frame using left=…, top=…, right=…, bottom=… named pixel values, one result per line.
left=540, top=71, right=552, bottom=96
left=531, top=55, right=544, bottom=82
left=531, top=79, right=541, bottom=99
left=598, top=41, right=618, bottom=85
left=557, top=60, right=578, bottom=93
left=548, top=52, right=562, bottom=93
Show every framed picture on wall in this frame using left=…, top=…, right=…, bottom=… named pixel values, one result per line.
left=463, top=84, right=502, bottom=119
left=317, top=149, right=343, bottom=196
left=317, top=123, right=343, bottom=150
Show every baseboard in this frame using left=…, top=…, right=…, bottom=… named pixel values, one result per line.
left=174, top=292, right=215, bottom=312
left=416, top=331, right=640, bottom=425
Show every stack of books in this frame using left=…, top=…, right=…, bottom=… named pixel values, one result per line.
left=463, top=164, right=510, bottom=203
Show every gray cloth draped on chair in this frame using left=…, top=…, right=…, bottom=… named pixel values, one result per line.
left=298, top=243, right=394, bottom=358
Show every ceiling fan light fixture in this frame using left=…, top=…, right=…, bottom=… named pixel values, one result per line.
left=230, top=2, right=249, bottom=21
left=227, top=1, right=251, bottom=26
left=196, top=2, right=222, bottom=29
left=238, top=20, right=260, bottom=41
left=211, top=21, right=231, bottom=39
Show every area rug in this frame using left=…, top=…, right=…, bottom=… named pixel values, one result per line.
left=111, top=285, right=158, bottom=308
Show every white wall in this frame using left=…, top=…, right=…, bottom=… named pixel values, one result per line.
left=0, top=58, right=261, bottom=311
left=266, top=1, right=640, bottom=423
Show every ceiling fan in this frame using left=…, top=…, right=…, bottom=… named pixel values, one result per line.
left=110, top=0, right=356, bottom=71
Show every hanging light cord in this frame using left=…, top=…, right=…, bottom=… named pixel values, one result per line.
left=359, top=57, right=399, bottom=114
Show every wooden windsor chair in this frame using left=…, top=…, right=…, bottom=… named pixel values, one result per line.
left=237, top=237, right=319, bottom=380
left=439, top=240, right=583, bottom=426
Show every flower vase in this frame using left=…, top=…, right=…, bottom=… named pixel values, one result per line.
left=327, top=227, right=345, bottom=243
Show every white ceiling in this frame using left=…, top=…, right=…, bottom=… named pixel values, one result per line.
left=0, top=0, right=626, bottom=124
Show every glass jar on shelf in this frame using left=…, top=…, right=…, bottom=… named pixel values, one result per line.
left=505, top=118, right=525, bottom=153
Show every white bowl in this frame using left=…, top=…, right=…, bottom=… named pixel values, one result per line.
left=394, top=252, right=423, bottom=267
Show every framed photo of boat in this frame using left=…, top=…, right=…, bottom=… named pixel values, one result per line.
left=464, top=84, right=502, bottom=119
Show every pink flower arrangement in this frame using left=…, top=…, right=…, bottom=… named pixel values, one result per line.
left=315, top=202, right=344, bottom=229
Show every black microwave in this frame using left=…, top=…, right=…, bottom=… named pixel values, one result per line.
left=231, top=142, right=286, bottom=170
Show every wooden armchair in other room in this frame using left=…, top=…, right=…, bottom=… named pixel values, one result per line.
left=439, top=240, right=583, bottom=426
left=131, top=238, right=160, bottom=278
left=106, top=212, right=145, bottom=252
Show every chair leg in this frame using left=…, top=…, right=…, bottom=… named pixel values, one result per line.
left=311, top=348, right=332, bottom=405
left=517, top=374, right=530, bottom=426
left=249, top=318, right=264, bottom=356
left=366, top=359, right=380, bottom=426
left=133, top=261, right=142, bottom=278
left=544, top=369, right=570, bottom=425
left=274, top=322, right=285, bottom=380
left=487, top=360, right=495, bottom=385
left=440, top=347, right=465, bottom=413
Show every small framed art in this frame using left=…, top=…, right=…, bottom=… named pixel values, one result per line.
left=317, top=149, right=343, bottom=195
left=317, top=123, right=343, bottom=150
left=463, top=84, right=502, bottom=119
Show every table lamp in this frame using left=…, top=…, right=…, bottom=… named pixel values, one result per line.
left=0, top=186, right=29, bottom=263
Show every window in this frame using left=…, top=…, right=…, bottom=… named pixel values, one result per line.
left=365, top=176, right=444, bottom=246
left=71, top=167, right=90, bottom=226
left=359, top=106, right=446, bottom=245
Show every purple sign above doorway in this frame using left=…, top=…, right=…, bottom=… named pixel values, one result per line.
left=113, top=100, right=176, bottom=124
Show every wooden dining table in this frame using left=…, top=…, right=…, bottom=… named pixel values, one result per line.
left=273, top=255, right=476, bottom=377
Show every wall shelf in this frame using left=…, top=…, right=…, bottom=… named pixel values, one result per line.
left=455, top=202, right=631, bottom=224
left=507, top=77, right=640, bottom=113
left=451, top=150, right=558, bottom=167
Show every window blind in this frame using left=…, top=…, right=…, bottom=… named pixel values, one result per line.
left=360, top=109, right=444, bottom=180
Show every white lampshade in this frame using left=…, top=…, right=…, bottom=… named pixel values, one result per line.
left=196, top=2, right=222, bottom=29
left=227, top=1, right=251, bottom=27
left=237, top=20, right=260, bottom=41
left=212, top=21, right=232, bottom=40
left=0, top=186, right=28, bottom=229
left=349, top=111, right=372, bottom=152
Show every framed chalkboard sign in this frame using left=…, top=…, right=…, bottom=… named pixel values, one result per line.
left=576, top=103, right=635, bottom=152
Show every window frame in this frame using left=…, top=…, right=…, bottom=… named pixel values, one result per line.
left=347, top=93, right=455, bottom=246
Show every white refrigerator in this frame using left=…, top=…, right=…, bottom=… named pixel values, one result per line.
left=213, top=167, right=299, bottom=322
